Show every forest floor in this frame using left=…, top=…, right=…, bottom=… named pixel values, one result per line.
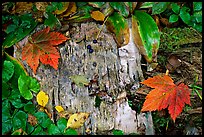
left=127, top=27, right=202, bottom=135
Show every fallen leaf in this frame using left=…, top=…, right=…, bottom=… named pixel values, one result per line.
left=69, top=75, right=89, bottom=87
left=28, top=114, right=38, bottom=126
left=66, top=112, right=89, bottom=129
left=35, top=2, right=48, bottom=12
left=11, top=2, right=33, bottom=14
left=37, top=91, right=49, bottom=107
left=91, top=10, right=105, bottom=21
left=22, top=27, right=68, bottom=74
left=55, top=105, right=65, bottom=113
left=62, top=2, right=77, bottom=17
left=141, top=75, right=191, bottom=122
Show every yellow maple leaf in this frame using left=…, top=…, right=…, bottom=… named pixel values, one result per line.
left=55, top=105, right=65, bottom=113
left=66, top=112, right=90, bottom=129
left=91, top=10, right=105, bottom=21
left=36, top=91, right=49, bottom=107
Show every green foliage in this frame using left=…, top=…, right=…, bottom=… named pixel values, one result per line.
left=132, top=10, right=160, bottom=63
left=113, top=129, right=124, bottom=135
left=2, top=13, right=38, bottom=48
left=18, top=74, right=40, bottom=100
left=109, top=2, right=130, bottom=17
left=44, top=12, right=61, bottom=29
left=2, top=60, right=14, bottom=83
left=152, top=2, right=170, bottom=15
left=151, top=2, right=202, bottom=32
left=46, top=2, right=63, bottom=13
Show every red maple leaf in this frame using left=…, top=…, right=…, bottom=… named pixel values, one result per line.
left=22, top=27, right=69, bottom=74
left=140, top=75, right=191, bottom=122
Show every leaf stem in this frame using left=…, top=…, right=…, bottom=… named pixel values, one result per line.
left=96, top=16, right=109, bottom=40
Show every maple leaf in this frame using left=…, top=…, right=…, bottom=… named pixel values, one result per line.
left=141, top=75, right=191, bottom=122
left=22, top=27, right=68, bottom=74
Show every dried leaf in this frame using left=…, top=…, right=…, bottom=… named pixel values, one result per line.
left=55, top=105, right=65, bottom=113
left=28, top=114, right=38, bottom=126
left=62, top=2, right=77, bottom=17
left=11, top=2, right=33, bottom=14
left=66, top=112, right=89, bottom=129
left=22, top=27, right=68, bottom=74
left=91, top=10, right=105, bottom=21
left=37, top=91, right=49, bottom=107
left=141, top=75, right=191, bottom=122
left=35, top=2, right=48, bottom=12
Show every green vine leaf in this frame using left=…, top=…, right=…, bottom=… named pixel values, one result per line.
left=2, top=60, right=14, bottom=83
left=12, top=110, right=28, bottom=131
left=18, top=74, right=40, bottom=100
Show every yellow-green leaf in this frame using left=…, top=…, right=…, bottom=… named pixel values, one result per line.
left=36, top=91, right=49, bottom=107
left=55, top=106, right=65, bottom=113
left=66, top=112, right=89, bottom=129
left=69, top=75, right=89, bottom=87
left=106, top=12, right=129, bottom=48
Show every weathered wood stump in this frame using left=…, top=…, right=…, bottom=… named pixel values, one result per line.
left=14, top=19, right=154, bottom=135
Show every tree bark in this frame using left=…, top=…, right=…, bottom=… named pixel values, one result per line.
left=14, top=19, right=154, bottom=135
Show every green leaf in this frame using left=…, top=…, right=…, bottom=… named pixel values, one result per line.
left=2, top=60, right=14, bottom=83
left=64, top=128, right=78, bottom=135
left=2, top=119, right=12, bottom=135
left=24, top=101, right=36, bottom=114
left=26, top=123, right=35, bottom=134
left=113, top=129, right=124, bottom=135
left=193, top=23, right=202, bottom=33
left=192, top=11, right=202, bottom=23
left=109, top=2, right=129, bottom=17
left=105, top=12, right=129, bottom=48
left=2, top=81, right=11, bottom=100
left=10, top=98, right=25, bottom=109
left=18, top=75, right=40, bottom=100
left=2, top=14, right=37, bottom=48
left=193, top=2, right=202, bottom=12
left=140, top=2, right=154, bottom=8
left=31, top=125, right=43, bottom=135
left=44, top=13, right=60, bottom=29
left=171, top=3, right=180, bottom=14
left=179, top=6, right=191, bottom=24
left=132, top=10, right=160, bottom=63
left=5, top=53, right=28, bottom=89
left=152, top=2, right=170, bottom=15
left=18, top=75, right=33, bottom=100
left=34, top=111, right=49, bottom=125
left=169, top=14, right=179, bottom=23
left=5, top=24, right=17, bottom=34
left=88, top=2, right=105, bottom=8
left=41, top=118, right=54, bottom=128
left=48, top=124, right=61, bottom=135
left=57, top=118, right=67, bottom=133
left=2, top=100, right=12, bottom=122
left=12, top=110, right=28, bottom=131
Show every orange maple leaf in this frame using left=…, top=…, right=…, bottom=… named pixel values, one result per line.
left=141, top=75, right=191, bottom=122
left=22, top=27, right=68, bottom=74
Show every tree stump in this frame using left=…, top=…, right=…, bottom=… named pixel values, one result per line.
left=14, top=19, right=154, bottom=135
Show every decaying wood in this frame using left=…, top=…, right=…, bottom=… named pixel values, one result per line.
left=14, top=19, right=154, bottom=135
